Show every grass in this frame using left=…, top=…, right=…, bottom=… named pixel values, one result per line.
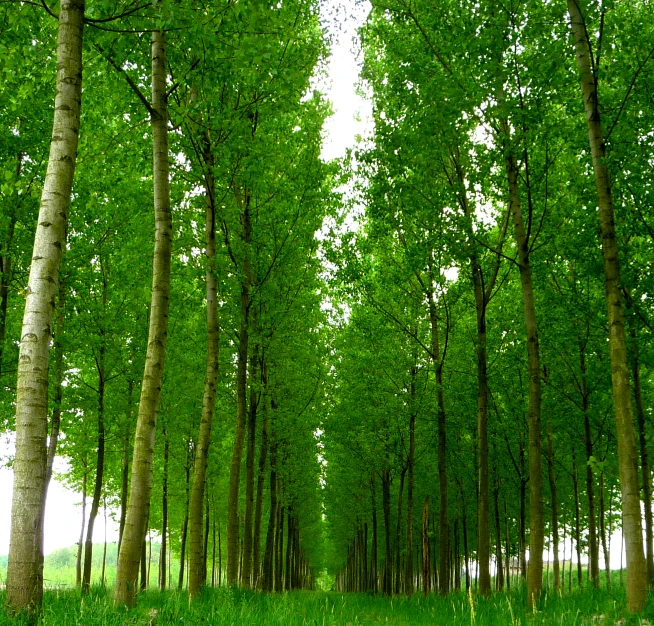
left=0, top=584, right=653, bottom=625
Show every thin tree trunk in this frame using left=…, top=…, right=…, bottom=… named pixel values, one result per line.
left=394, top=467, right=406, bottom=594
left=371, top=474, right=378, bottom=594
left=7, top=0, right=84, bottom=613
left=115, top=27, right=173, bottom=607
left=572, top=448, right=582, bottom=587
left=427, top=296, right=449, bottom=595
left=422, top=498, right=430, bottom=596
left=101, top=499, right=107, bottom=586
left=211, top=504, right=216, bottom=586
left=118, top=380, right=134, bottom=554
left=405, top=367, right=416, bottom=595
left=580, top=342, right=599, bottom=587
left=242, top=345, right=259, bottom=587
left=253, top=360, right=269, bottom=589
left=493, top=484, right=504, bottom=590
left=159, top=428, right=169, bottom=590
left=501, top=116, right=543, bottom=607
left=381, top=468, right=392, bottom=596
left=178, top=451, right=191, bottom=590
left=45, top=276, right=66, bottom=492
left=83, top=273, right=107, bottom=593
left=546, top=416, right=560, bottom=591
left=189, top=133, right=220, bottom=599
left=600, top=472, right=611, bottom=589
left=632, top=337, right=654, bottom=586
left=566, top=1, right=646, bottom=611
left=76, top=469, right=87, bottom=588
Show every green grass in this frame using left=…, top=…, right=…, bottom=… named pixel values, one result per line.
left=0, top=585, right=653, bottom=625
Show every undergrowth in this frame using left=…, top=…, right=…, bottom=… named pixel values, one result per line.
left=0, top=584, right=652, bottom=625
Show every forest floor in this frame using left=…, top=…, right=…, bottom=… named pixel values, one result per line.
left=1, top=585, right=653, bottom=625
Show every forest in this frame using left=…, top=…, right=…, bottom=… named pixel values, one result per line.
left=0, top=0, right=653, bottom=623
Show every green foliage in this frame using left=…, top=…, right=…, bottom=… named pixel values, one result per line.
left=0, top=588, right=653, bottom=625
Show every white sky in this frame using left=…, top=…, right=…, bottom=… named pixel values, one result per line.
left=0, top=0, right=630, bottom=574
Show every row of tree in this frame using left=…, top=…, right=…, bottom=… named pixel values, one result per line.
left=1, top=0, right=334, bottom=615
left=321, top=0, right=653, bottom=614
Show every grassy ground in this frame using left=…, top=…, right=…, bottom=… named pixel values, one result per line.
left=0, top=585, right=653, bottom=625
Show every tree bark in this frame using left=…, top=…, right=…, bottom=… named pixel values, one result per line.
left=6, top=0, right=84, bottom=613
left=45, top=276, right=66, bottom=492
left=427, top=296, right=449, bottom=595
left=422, top=498, right=430, bottom=596
left=405, top=370, right=415, bottom=594
left=227, top=187, right=252, bottom=585
left=118, top=379, right=134, bottom=554
left=253, top=362, right=269, bottom=588
left=76, top=468, right=87, bottom=588
left=572, top=448, right=582, bottom=587
left=241, top=344, right=259, bottom=587
left=500, top=117, right=543, bottom=607
left=381, top=468, right=392, bottom=596
left=632, top=336, right=654, bottom=586
left=566, top=1, right=647, bottom=611
left=579, top=341, right=600, bottom=587
left=115, top=28, right=173, bottom=607
left=262, top=441, right=278, bottom=592
left=493, top=483, right=504, bottom=590
left=178, top=448, right=191, bottom=590
left=371, top=474, right=378, bottom=594
left=159, top=428, right=169, bottom=590
left=82, top=269, right=107, bottom=593
left=546, top=417, right=560, bottom=591
left=394, top=466, right=406, bottom=594
left=189, top=132, right=220, bottom=600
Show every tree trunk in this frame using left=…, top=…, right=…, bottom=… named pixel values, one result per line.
left=227, top=188, right=252, bottom=585
left=253, top=360, right=269, bottom=588
left=405, top=368, right=416, bottom=595
left=371, top=474, right=378, bottom=594
left=427, top=297, right=449, bottom=595
left=189, top=133, right=220, bottom=600
left=275, top=504, right=284, bottom=592
left=242, top=345, right=259, bottom=587
left=178, top=451, right=191, bottom=590
left=83, top=273, right=107, bottom=594
left=572, top=448, right=582, bottom=587
left=159, top=428, right=169, bottom=590
left=394, top=467, right=406, bottom=594
left=381, top=468, right=392, bottom=596
left=580, top=342, right=599, bottom=587
left=101, top=500, right=107, bottom=586
left=493, top=484, right=504, bottom=590
left=82, top=342, right=106, bottom=593
left=632, top=338, right=654, bottom=586
left=76, top=469, right=87, bottom=588
left=6, top=0, right=84, bottom=613
left=262, top=443, right=278, bottom=592
left=45, top=277, right=66, bottom=492
left=546, top=417, right=560, bottom=591
left=203, top=489, right=210, bottom=584
left=118, top=379, right=134, bottom=554
left=566, top=1, right=647, bottom=611
left=115, top=27, right=173, bottom=607
left=501, top=117, right=543, bottom=607
left=422, top=498, right=430, bottom=596
left=599, top=472, right=611, bottom=589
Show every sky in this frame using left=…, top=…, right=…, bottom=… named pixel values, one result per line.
left=0, top=0, right=629, bottom=574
